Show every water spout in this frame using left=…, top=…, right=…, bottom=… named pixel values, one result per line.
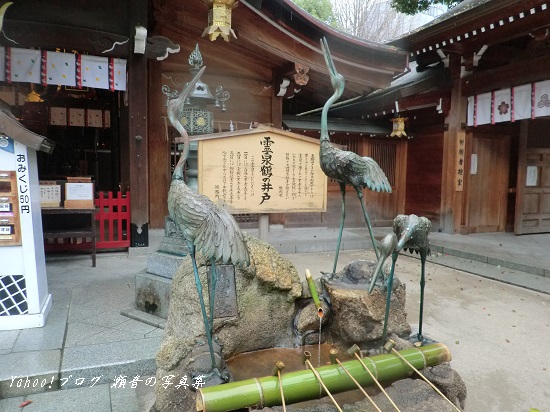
left=305, top=269, right=324, bottom=318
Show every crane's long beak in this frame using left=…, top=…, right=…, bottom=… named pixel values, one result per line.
left=368, top=233, right=397, bottom=294
left=396, top=228, right=413, bottom=252
left=320, top=37, right=338, bottom=79
left=167, top=66, right=207, bottom=131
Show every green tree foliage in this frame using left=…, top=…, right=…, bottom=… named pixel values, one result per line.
left=293, top=0, right=338, bottom=26
left=390, top=0, right=462, bottom=15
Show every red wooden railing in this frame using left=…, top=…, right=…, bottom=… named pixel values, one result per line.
left=43, top=191, right=131, bottom=251
left=95, top=191, right=130, bottom=249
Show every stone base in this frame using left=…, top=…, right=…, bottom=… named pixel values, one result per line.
left=135, top=271, right=172, bottom=319
left=146, top=251, right=184, bottom=279
left=156, top=235, right=188, bottom=258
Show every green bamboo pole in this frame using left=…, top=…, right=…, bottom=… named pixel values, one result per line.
left=196, top=343, right=451, bottom=412
left=305, top=269, right=324, bottom=317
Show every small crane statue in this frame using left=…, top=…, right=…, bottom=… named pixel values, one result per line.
left=319, top=37, right=392, bottom=274
left=369, top=214, right=431, bottom=344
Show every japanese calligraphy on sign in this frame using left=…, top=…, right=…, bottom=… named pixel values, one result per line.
left=197, top=127, right=327, bottom=213
left=455, top=132, right=466, bottom=192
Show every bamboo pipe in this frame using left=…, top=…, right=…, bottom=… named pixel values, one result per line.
left=384, top=340, right=461, bottom=412
left=196, top=343, right=451, bottom=412
left=305, top=269, right=324, bottom=318
left=347, top=344, right=401, bottom=412
left=329, top=349, right=382, bottom=412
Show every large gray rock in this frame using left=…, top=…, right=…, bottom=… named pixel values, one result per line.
left=153, top=341, right=228, bottom=412
left=214, top=234, right=303, bottom=355
left=154, top=234, right=302, bottom=411
left=158, top=234, right=301, bottom=360
left=422, top=362, right=467, bottom=409
left=323, top=260, right=411, bottom=346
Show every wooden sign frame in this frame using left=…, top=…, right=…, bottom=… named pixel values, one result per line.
left=196, top=126, right=327, bottom=214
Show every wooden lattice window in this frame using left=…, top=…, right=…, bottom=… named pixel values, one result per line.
left=370, top=140, right=397, bottom=188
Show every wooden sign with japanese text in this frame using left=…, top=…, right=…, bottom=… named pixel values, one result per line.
left=196, top=127, right=327, bottom=213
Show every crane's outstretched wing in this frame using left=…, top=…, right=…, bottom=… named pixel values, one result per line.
left=331, top=150, right=392, bottom=193
left=168, top=182, right=250, bottom=266
left=355, top=155, right=392, bottom=192
left=195, top=206, right=250, bottom=266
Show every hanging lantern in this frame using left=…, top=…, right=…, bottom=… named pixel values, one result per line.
left=390, top=116, right=408, bottom=138
left=202, top=0, right=238, bottom=42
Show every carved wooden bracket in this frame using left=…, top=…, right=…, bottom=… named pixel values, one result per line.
left=146, top=36, right=180, bottom=61
left=275, top=62, right=310, bottom=99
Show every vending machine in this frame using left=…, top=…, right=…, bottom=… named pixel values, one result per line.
left=0, top=105, right=55, bottom=330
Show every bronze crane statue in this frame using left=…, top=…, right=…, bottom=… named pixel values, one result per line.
left=369, top=214, right=431, bottom=344
left=368, top=232, right=398, bottom=344
left=167, top=66, right=250, bottom=376
left=319, top=37, right=392, bottom=274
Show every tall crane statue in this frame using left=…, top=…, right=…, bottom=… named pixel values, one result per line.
left=369, top=214, right=431, bottom=343
left=167, top=66, right=250, bottom=375
left=319, top=37, right=392, bottom=274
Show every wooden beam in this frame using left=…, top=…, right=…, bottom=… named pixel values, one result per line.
left=236, top=22, right=394, bottom=90
left=462, top=54, right=550, bottom=96
left=2, top=20, right=130, bottom=57
left=393, top=0, right=546, bottom=52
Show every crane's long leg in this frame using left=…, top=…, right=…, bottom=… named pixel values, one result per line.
left=356, top=190, right=380, bottom=260
left=418, top=255, right=426, bottom=343
left=209, top=257, right=217, bottom=333
left=382, top=252, right=398, bottom=344
left=332, top=182, right=347, bottom=274
left=189, top=244, right=216, bottom=370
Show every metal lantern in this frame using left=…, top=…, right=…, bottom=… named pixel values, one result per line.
left=180, top=106, right=213, bottom=135
left=390, top=116, right=408, bottom=138
left=162, top=44, right=230, bottom=136
left=202, top=0, right=238, bottom=42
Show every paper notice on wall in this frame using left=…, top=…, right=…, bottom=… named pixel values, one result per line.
left=66, top=183, right=93, bottom=200
left=470, top=154, right=478, bottom=175
left=526, top=166, right=538, bottom=187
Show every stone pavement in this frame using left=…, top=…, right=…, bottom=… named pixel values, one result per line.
left=1, top=226, right=550, bottom=411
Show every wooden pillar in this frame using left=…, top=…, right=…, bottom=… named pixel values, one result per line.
left=269, top=73, right=285, bottom=226
left=440, top=55, right=467, bottom=234
left=127, top=0, right=149, bottom=246
left=148, top=60, right=171, bottom=229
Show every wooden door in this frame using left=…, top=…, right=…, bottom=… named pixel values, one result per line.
left=366, top=138, right=405, bottom=225
left=515, top=120, right=550, bottom=234
left=465, top=135, right=509, bottom=232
